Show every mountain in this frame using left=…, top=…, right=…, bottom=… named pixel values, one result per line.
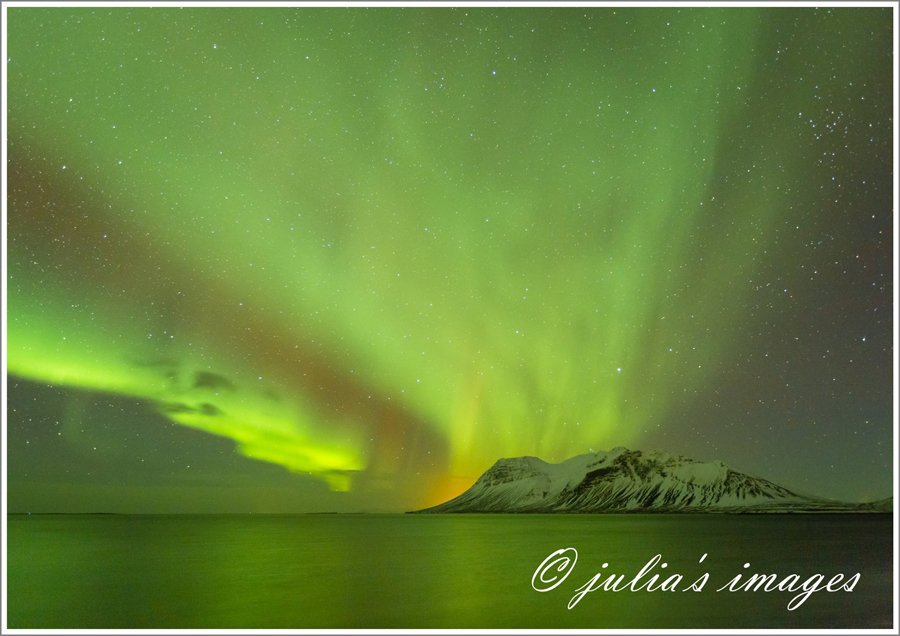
left=415, top=447, right=879, bottom=513
left=861, top=496, right=893, bottom=512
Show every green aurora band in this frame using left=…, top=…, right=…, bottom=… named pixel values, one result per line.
left=6, top=7, right=893, bottom=506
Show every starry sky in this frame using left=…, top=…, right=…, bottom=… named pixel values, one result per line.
left=5, top=5, right=894, bottom=513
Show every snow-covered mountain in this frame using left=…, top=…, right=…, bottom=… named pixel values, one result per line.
left=416, top=447, right=874, bottom=513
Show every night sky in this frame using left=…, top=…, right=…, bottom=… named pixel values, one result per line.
left=5, top=6, right=894, bottom=513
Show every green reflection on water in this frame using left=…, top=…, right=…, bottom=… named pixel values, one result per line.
left=6, top=514, right=893, bottom=628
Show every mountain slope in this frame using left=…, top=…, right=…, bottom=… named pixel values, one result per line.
left=416, top=447, right=872, bottom=513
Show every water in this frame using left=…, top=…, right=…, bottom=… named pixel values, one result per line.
left=6, top=513, right=893, bottom=629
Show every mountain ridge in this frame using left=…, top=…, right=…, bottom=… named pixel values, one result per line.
left=414, top=447, right=890, bottom=513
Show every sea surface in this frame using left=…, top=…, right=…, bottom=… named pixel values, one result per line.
left=5, top=513, right=894, bottom=629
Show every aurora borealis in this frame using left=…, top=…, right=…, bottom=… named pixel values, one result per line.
left=5, top=5, right=894, bottom=512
